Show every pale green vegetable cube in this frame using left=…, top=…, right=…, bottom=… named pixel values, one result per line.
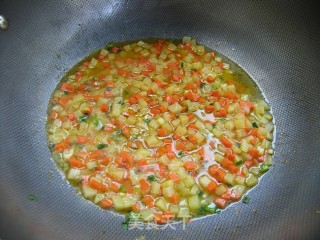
left=140, top=209, right=154, bottom=221
left=188, top=195, right=201, bottom=212
left=177, top=208, right=190, bottom=218
left=82, top=185, right=97, bottom=199
left=151, top=181, right=161, bottom=196
left=168, top=103, right=183, bottom=114
left=169, top=204, right=180, bottom=215
left=145, top=135, right=160, bottom=148
left=224, top=173, right=235, bottom=185
left=155, top=197, right=167, bottom=211
left=215, top=184, right=227, bottom=196
left=67, top=168, right=80, bottom=180
left=246, top=174, right=258, bottom=187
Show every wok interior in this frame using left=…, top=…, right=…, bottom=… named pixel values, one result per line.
left=0, top=1, right=319, bottom=239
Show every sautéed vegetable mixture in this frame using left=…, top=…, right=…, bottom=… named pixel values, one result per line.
left=47, top=38, right=274, bottom=224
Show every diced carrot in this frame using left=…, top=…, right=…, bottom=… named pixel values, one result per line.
left=157, top=127, right=167, bottom=137
left=123, top=180, right=133, bottom=194
left=221, top=192, right=231, bottom=201
left=185, top=91, right=199, bottom=101
left=198, top=147, right=204, bottom=157
left=184, top=161, right=196, bottom=171
left=67, top=113, right=76, bottom=121
left=173, top=133, right=182, bottom=140
left=211, top=90, right=220, bottom=98
left=215, top=198, right=227, bottom=208
left=89, top=179, right=107, bottom=192
left=150, top=108, right=161, bottom=115
left=205, top=105, right=214, bottom=113
left=100, top=104, right=109, bottom=112
left=208, top=166, right=225, bottom=183
left=61, top=83, right=75, bottom=93
left=185, top=83, right=197, bottom=90
left=207, top=181, right=218, bottom=193
left=188, top=113, right=195, bottom=121
left=100, top=198, right=113, bottom=208
left=187, top=123, right=198, bottom=130
left=137, top=159, right=148, bottom=167
left=209, top=141, right=216, bottom=149
left=142, top=195, right=154, bottom=208
left=166, top=151, right=175, bottom=159
left=240, top=101, right=254, bottom=111
left=248, top=148, right=260, bottom=158
left=140, top=178, right=150, bottom=193
left=219, top=136, right=233, bottom=148
left=170, top=192, right=180, bottom=204
left=221, top=158, right=233, bottom=170
left=230, top=190, right=241, bottom=201
left=162, top=211, right=174, bottom=221
left=110, top=182, right=120, bottom=192
left=176, top=141, right=187, bottom=151
left=207, top=75, right=215, bottom=83
left=69, top=156, right=84, bottom=168
left=76, top=135, right=88, bottom=144
left=132, top=203, right=141, bottom=212
left=219, top=108, right=227, bottom=117
left=168, top=172, right=180, bottom=183
left=50, top=111, right=58, bottom=120
left=188, top=134, right=198, bottom=145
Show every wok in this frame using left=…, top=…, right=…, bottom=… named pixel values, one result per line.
left=1, top=1, right=320, bottom=239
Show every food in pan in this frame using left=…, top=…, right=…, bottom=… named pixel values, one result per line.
left=47, top=37, right=274, bottom=224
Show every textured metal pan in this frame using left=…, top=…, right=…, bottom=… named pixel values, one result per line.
left=1, top=1, right=320, bottom=239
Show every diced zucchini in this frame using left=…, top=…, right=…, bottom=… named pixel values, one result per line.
left=162, top=186, right=175, bottom=198
left=246, top=174, right=258, bottom=187
left=187, top=195, right=201, bottom=212
left=168, top=103, right=183, bottom=114
left=183, top=175, right=195, bottom=188
left=155, top=197, right=167, bottom=211
left=169, top=204, right=180, bottom=215
left=235, top=175, right=245, bottom=185
left=224, top=173, right=235, bottom=185
left=145, top=135, right=160, bottom=148
left=177, top=207, right=190, bottom=218
left=67, top=168, right=80, bottom=180
left=199, top=175, right=211, bottom=189
left=140, top=209, right=154, bottom=221
left=82, top=185, right=97, bottom=199
left=215, top=184, right=227, bottom=196
left=150, top=181, right=161, bottom=196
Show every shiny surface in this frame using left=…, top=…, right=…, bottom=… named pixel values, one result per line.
left=0, top=1, right=320, bottom=239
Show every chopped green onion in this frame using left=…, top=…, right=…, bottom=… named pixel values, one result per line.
left=198, top=205, right=206, bottom=215
left=144, top=118, right=151, bottom=124
left=118, top=100, right=124, bottom=105
left=260, top=163, right=270, bottom=173
left=119, top=185, right=126, bottom=192
left=200, top=83, right=206, bottom=89
left=178, top=151, right=184, bottom=157
left=147, top=175, right=157, bottom=182
left=97, top=143, right=107, bottom=149
left=105, top=41, right=115, bottom=50
left=215, top=208, right=222, bottom=214
left=123, top=90, right=129, bottom=96
left=180, top=62, right=184, bottom=68
left=115, top=130, right=122, bottom=135
left=198, top=191, right=204, bottom=197
left=242, top=195, right=250, bottom=204
left=252, top=122, right=259, bottom=128
left=121, top=222, right=129, bottom=230
left=204, top=203, right=217, bottom=214
left=235, top=159, right=243, bottom=166
left=79, top=115, right=89, bottom=122
left=27, top=194, right=38, bottom=201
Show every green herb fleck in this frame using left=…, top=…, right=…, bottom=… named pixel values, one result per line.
left=123, top=90, right=129, bottom=96
left=180, top=62, right=184, bottom=68
left=178, top=151, right=184, bottom=157
left=97, top=143, right=108, bottom=149
left=260, top=163, right=270, bottom=173
left=119, top=185, right=126, bottom=192
left=235, top=159, right=243, bottom=166
left=236, top=143, right=241, bottom=147
left=49, top=143, right=55, bottom=151
left=227, top=183, right=233, bottom=188
left=28, top=194, right=38, bottom=201
left=242, top=195, right=250, bottom=204
left=64, top=91, right=69, bottom=95
left=121, top=222, right=129, bottom=230
left=144, top=118, right=151, bottom=124
left=147, top=175, right=157, bottom=182
left=198, top=205, right=206, bottom=215
left=118, top=100, right=124, bottom=105
left=105, top=41, right=115, bottom=50
left=204, top=203, right=217, bottom=214
left=198, top=191, right=204, bottom=197
left=79, top=115, right=89, bottom=122
left=215, top=208, right=222, bottom=214
left=252, top=122, right=259, bottom=128
left=200, top=83, right=206, bottom=89
left=115, top=129, right=122, bottom=135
